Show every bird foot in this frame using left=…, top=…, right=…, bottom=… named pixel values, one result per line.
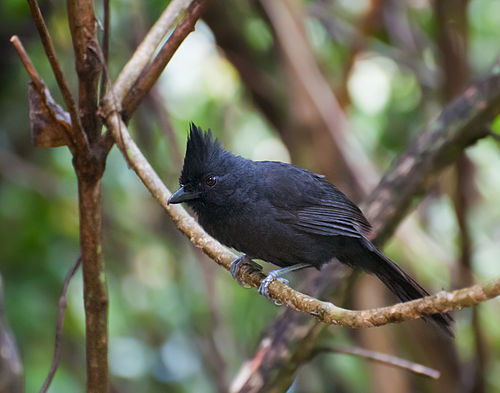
left=257, top=264, right=312, bottom=305
left=258, top=272, right=289, bottom=305
left=230, top=254, right=262, bottom=288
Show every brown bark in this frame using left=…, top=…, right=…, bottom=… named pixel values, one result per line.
left=67, top=0, right=102, bottom=143
left=75, top=157, right=108, bottom=393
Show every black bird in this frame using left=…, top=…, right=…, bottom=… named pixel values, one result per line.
left=168, top=123, right=453, bottom=336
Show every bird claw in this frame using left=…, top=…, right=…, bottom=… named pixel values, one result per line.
left=258, top=274, right=289, bottom=306
left=230, top=255, right=262, bottom=289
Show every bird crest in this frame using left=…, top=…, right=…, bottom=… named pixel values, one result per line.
left=180, top=123, right=226, bottom=185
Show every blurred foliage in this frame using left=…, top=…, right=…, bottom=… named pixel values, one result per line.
left=1, top=0, right=500, bottom=392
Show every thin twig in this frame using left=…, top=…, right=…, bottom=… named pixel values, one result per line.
left=39, top=255, right=82, bottom=393
left=99, top=0, right=110, bottom=103
left=10, top=36, right=44, bottom=92
left=311, top=345, right=440, bottom=379
left=26, top=0, right=87, bottom=151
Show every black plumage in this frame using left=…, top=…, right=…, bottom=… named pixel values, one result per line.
left=168, top=123, right=454, bottom=336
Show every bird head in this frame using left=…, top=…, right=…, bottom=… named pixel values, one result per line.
left=168, top=123, right=243, bottom=210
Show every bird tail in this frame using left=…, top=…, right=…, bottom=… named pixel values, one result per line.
left=359, top=240, right=454, bottom=337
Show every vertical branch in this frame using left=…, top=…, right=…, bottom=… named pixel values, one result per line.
left=67, top=1, right=109, bottom=392
left=22, top=1, right=204, bottom=393
left=67, top=0, right=103, bottom=143
left=77, top=172, right=108, bottom=393
left=13, top=6, right=109, bottom=389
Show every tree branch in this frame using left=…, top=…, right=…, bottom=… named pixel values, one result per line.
left=104, top=58, right=500, bottom=328
left=363, top=61, right=500, bottom=245
left=76, top=174, right=108, bottom=393
left=103, top=0, right=193, bottom=110
left=234, top=58, right=500, bottom=390
left=121, top=0, right=211, bottom=120
left=64, top=2, right=111, bottom=393
left=10, top=35, right=44, bottom=92
left=67, top=0, right=102, bottom=143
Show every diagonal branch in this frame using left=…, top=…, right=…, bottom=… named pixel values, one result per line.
left=104, top=57, right=500, bottom=328
left=310, top=345, right=440, bottom=379
left=99, top=0, right=209, bottom=153
left=103, top=0, right=194, bottom=111
left=364, top=61, right=500, bottom=245
left=122, top=0, right=211, bottom=120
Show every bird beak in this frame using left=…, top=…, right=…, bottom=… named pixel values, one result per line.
left=168, top=186, right=200, bottom=204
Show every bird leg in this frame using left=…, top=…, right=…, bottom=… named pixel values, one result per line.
left=258, top=263, right=313, bottom=304
left=230, top=254, right=262, bottom=288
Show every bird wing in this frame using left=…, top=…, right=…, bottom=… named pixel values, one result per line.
left=289, top=201, right=372, bottom=238
left=261, top=162, right=371, bottom=238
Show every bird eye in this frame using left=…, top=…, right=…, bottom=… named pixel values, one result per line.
left=204, top=176, right=217, bottom=187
